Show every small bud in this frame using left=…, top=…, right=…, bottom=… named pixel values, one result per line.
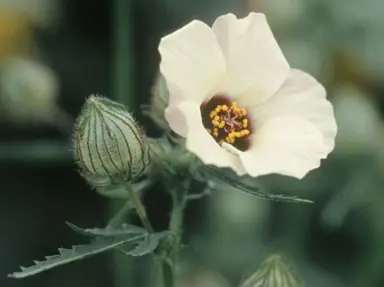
left=73, top=95, right=150, bottom=186
left=141, top=73, right=169, bottom=130
left=240, top=254, right=301, bottom=287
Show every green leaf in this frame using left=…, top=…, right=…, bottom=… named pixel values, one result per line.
left=198, top=166, right=313, bottom=204
left=119, top=231, right=170, bottom=257
left=8, top=233, right=145, bottom=279
left=66, top=222, right=146, bottom=237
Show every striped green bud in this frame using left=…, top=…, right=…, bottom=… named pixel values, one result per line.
left=73, top=95, right=150, bottom=186
left=240, top=254, right=301, bottom=287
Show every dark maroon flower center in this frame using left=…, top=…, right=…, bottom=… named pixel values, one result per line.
left=200, top=94, right=253, bottom=152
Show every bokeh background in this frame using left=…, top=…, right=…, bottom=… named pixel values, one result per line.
left=1, top=0, right=384, bottom=286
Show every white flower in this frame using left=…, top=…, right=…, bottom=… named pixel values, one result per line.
left=159, top=13, right=337, bottom=179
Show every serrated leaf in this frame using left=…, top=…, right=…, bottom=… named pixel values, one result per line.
left=198, top=166, right=313, bottom=204
left=66, top=222, right=146, bottom=237
left=8, top=233, right=145, bottom=279
left=119, top=231, right=170, bottom=257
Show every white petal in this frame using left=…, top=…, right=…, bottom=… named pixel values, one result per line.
left=159, top=20, right=226, bottom=105
left=240, top=117, right=327, bottom=179
left=251, top=69, right=337, bottom=156
left=165, top=100, right=246, bottom=175
left=212, top=13, right=290, bottom=105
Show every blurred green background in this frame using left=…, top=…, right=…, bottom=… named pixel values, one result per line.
left=1, top=0, right=384, bottom=286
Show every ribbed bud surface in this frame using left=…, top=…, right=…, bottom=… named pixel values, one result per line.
left=74, top=95, right=150, bottom=185
left=240, top=255, right=300, bottom=287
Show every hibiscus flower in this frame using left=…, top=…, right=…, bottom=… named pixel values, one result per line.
left=159, top=13, right=337, bottom=179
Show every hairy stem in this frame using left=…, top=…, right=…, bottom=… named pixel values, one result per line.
left=122, top=181, right=153, bottom=232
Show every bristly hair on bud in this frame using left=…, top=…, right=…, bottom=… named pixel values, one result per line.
left=240, top=254, right=301, bottom=287
left=73, top=95, right=151, bottom=187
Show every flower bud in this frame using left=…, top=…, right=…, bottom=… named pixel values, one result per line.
left=240, top=254, right=301, bottom=287
left=74, top=95, right=150, bottom=186
left=141, top=73, right=169, bottom=130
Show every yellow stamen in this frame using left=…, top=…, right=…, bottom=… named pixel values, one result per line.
left=206, top=100, right=250, bottom=147
left=240, top=129, right=250, bottom=136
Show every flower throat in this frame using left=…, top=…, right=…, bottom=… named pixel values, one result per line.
left=200, top=94, right=252, bottom=151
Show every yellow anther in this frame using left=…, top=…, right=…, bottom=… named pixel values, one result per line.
left=233, top=107, right=240, bottom=113
left=215, top=105, right=222, bottom=113
left=242, top=119, right=248, bottom=128
left=213, top=128, right=218, bottom=132
left=214, top=115, right=220, bottom=121
left=232, top=102, right=237, bottom=108
left=212, top=120, right=219, bottom=126
left=222, top=105, right=228, bottom=111
left=240, top=108, right=247, bottom=116
left=213, top=131, right=219, bottom=137
left=218, top=121, right=225, bottom=128
left=210, top=111, right=217, bottom=119
left=206, top=128, right=212, bottom=134
left=241, top=129, right=250, bottom=136
left=235, top=132, right=241, bottom=137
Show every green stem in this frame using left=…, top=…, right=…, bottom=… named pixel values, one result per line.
left=122, top=181, right=153, bottom=232
left=161, top=181, right=189, bottom=287
left=170, top=189, right=187, bottom=251
left=161, top=261, right=175, bottom=287
left=107, top=201, right=132, bottom=229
